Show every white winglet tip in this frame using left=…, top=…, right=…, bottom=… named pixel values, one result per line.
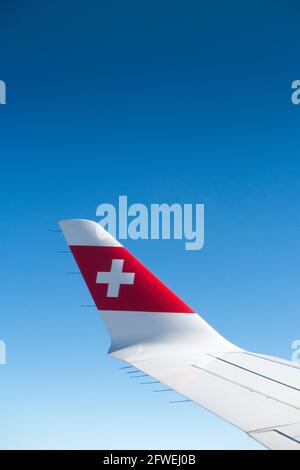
left=58, top=219, right=121, bottom=247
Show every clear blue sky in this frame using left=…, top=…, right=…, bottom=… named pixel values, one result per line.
left=0, top=0, right=300, bottom=449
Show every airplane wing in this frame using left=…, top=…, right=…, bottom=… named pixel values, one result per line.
left=126, top=350, right=300, bottom=450
left=59, top=219, right=300, bottom=450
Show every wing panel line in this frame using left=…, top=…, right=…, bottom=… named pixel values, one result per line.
left=190, top=363, right=300, bottom=412
left=208, top=354, right=300, bottom=393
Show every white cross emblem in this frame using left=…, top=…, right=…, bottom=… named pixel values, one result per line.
left=96, top=259, right=135, bottom=298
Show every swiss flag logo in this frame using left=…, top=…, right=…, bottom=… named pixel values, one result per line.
left=70, top=245, right=194, bottom=313
left=96, top=259, right=135, bottom=298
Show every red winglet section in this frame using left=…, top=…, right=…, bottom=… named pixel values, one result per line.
left=59, top=219, right=195, bottom=314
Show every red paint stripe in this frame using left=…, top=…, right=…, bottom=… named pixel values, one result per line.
left=70, top=245, right=194, bottom=313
